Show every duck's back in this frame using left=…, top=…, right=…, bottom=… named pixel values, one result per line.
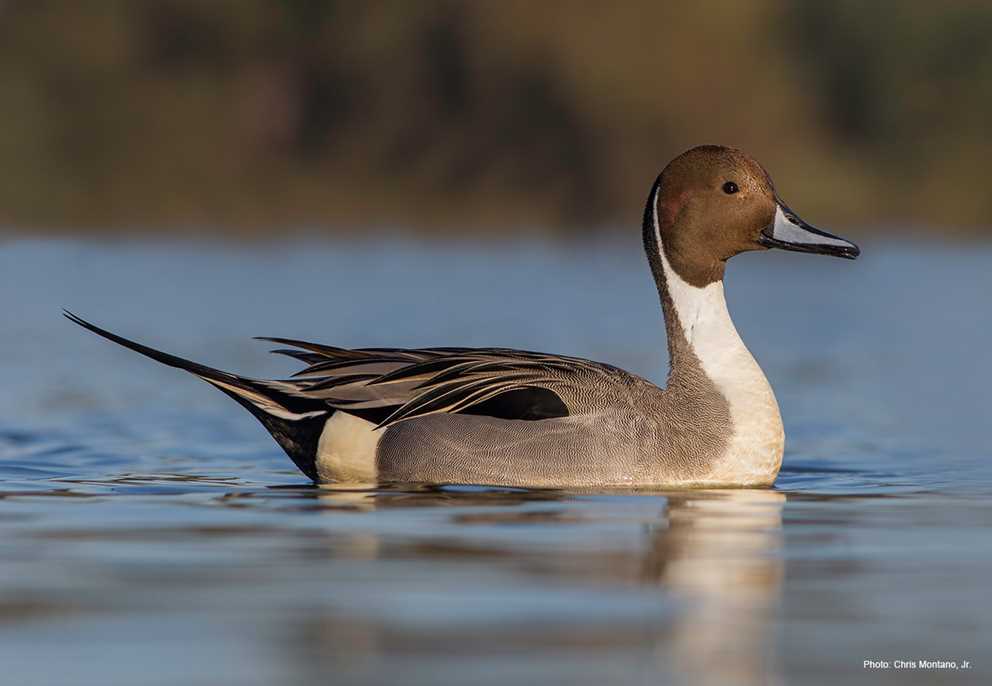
left=300, top=345, right=674, bottom=487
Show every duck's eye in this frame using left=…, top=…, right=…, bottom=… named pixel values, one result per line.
left=722, top=181, right=739, bottom=195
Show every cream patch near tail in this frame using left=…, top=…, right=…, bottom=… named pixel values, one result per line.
left=315, top=411, right=381, bottom=483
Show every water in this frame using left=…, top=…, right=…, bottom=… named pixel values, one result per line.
left=1, top=238, right=990, bottom=685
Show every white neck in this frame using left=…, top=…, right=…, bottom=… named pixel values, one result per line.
left=653, top=219, right=784, bottom=485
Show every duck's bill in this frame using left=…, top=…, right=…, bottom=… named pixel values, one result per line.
left=759, top=202, right=860, bottom=259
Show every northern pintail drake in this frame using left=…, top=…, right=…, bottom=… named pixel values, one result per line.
left=66, top=145, right=859, bottom=488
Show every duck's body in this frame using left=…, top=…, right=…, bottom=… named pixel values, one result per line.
left=67, top=146, right=857, bottom=488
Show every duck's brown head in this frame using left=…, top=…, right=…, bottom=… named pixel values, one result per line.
left=645, top=145, right=859, bottom=288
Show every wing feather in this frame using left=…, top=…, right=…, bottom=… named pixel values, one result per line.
left=263, top=337, right=618, bottom=428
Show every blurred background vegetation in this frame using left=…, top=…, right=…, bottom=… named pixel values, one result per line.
left=0, top=0, right=990, bottom=237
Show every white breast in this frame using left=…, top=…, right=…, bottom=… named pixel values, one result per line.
left=656, top=247, right=784, bottom=485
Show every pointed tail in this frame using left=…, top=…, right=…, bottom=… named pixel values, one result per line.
left=64, top=310, right=327, bottom=480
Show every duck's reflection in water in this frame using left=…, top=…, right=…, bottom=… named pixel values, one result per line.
left=645, top=490, right=785, bottom=686
left=275, top=485, right=784, bottom=686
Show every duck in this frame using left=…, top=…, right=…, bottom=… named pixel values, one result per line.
left=66, top=145, right=859, bottom=488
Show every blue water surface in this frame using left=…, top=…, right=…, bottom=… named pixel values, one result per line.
left=0, top=237, right=989, bottom=685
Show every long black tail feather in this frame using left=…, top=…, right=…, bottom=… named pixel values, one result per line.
left=64, top=310, right=326, bottom=480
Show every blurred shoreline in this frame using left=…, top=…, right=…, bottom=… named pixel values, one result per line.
left=1, top=2, right=991, bottom=237
left=2, top=224, right=990, bottom=245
